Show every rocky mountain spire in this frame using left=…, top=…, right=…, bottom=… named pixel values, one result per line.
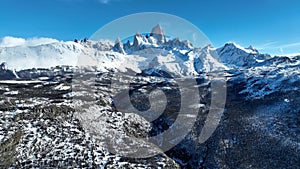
left=123, top=40, right=131, bottom=51
left=247, top=45, right=259, bottom=53
left=113, top=37, right=125, bottom=54
left=150, top=24, right=166, bottom=44
left=133, top=32, right=142, bottom=50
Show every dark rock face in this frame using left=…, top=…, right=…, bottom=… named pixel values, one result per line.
left=112, top=37, right=125, bottom=54
left=0, top=62, right=16, bottom=80
left=123, top=40, right=131, bottom=51
left=133, top=33, right=145, bottom=51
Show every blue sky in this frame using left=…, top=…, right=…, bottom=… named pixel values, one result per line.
left=1, top=0, right=300, bottom=55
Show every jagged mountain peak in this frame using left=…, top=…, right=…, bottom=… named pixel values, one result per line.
left=150, top=24, right=166, bottom=44
left=151, top=24, right=163, bottom=32
left=247, top=45, right=255, bottom=50
left=113, top=37, right=125, bottom=54
left=164, top=37, right=193, bottom=50
left=215, top=42, right=269, bottom=67
left=0, top=33, right=293, bottom=75
left=221, top=42, right=258, bottom=54
left=113, top=24, right=196, bottom=52
left=115, top=37, right=121, bottom=44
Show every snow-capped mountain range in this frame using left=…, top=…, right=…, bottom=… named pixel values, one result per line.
left=0, top=24, right=299, bottom=100
left=1, top=24, right=298, bottom=76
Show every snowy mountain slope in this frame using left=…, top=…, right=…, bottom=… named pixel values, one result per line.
left=231, top=55, right=300, bottom=99
left=216, top=42, right=271, bottom=67
left=2, top=35, right=295, bottom=100
left=0, top=41, right=83, bottom=70
left=0, top=25, right=227, bottom=77
left=0, top=25, right=298, bottom=79
left=0, top=38, right=115, bottom=71
left=2, top=33, right=298, bottom=100
left=190, top=45, right=228, bottom=73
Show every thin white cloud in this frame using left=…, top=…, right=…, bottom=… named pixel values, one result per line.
left=277, top=52, right=300, bottom=57
left=255, top=41, right=278, bottom=50
left=0, top=36, right=59, bottom=48
left=276, top=42, right=300, bottom=55
left=278, top=42, right=300, bottom=48
left=255, top=41, right=300, bottom=55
